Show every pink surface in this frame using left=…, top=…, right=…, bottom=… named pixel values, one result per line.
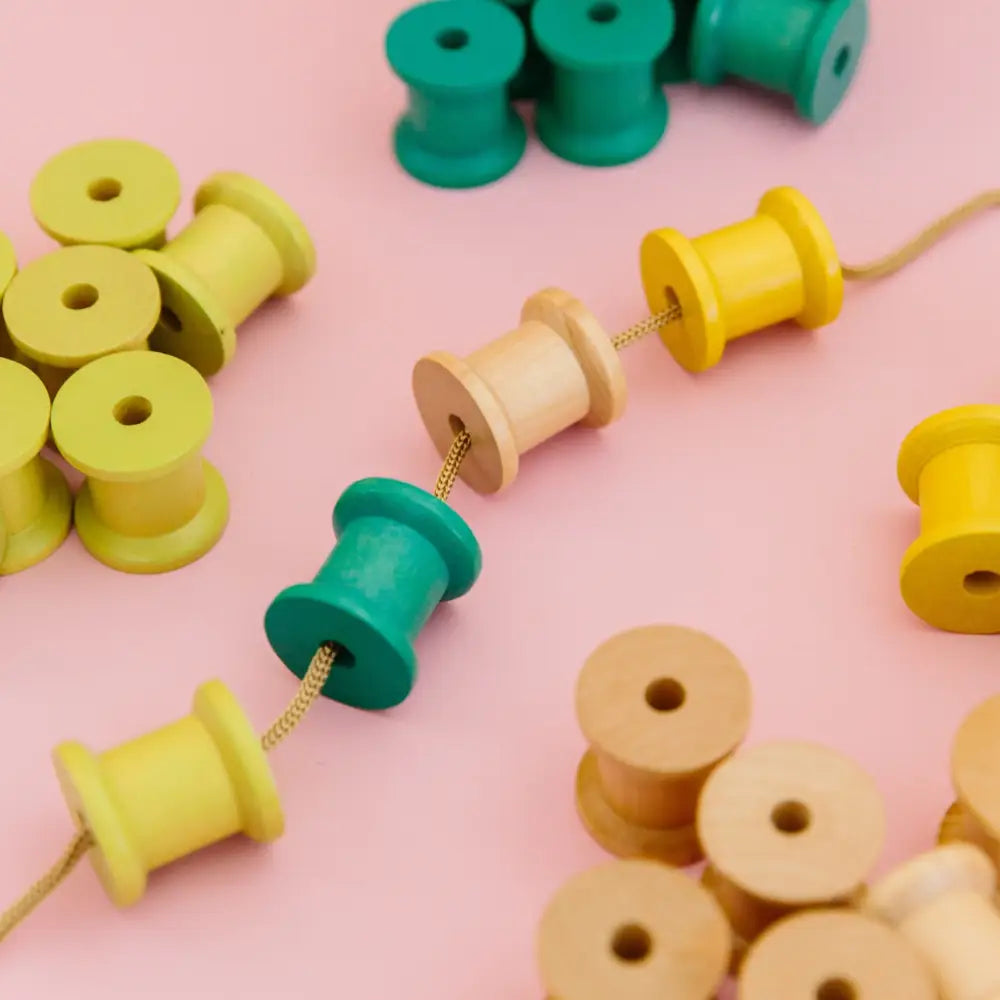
left=0, top=1, right=998, bottom=996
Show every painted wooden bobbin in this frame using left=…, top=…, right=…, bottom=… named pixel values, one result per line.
left=939, top=694, right=1000, bottom=871
left=30, top=138, right=181, bottom=250
left=265, top=478, right=481, bottom=711
left=134, top=171, right=316, bottom=376
left=536, top=859, right=731, bottom=1000
left=532, top=0, right=674, bottom=166
left=896, top=405, right=1000, bottom=634
left=863, top=843, right=1000, bottom=1000
left=386, top=0, right=527, bottom=189
left=639, top=187, right=843, bottom=372
left=574, top=625, right=752, bottom=866
left=54, top=679, right=283, bottom=908
left=50, top=351, right=228, bottom=574
left=0, top=359, right=72, bottom=575
left=412, top=287, right=626, bottom=494
left=697, top=741, right=886, bottom=962
left=690, top=0, right=868, bottom=125
left=2, top=245, right=160, bottom=397
left=0, top=230, right=16, bottom=360
left=738, top=908, right=938, bottom=1000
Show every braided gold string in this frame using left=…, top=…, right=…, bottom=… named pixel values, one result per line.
left=433, top=429, right=473, bottom=502
left=260, top=642, right=337, bottom=752
left=611, top=304, right=684, bottom=351
left=0, top=830, right=92, bottom=945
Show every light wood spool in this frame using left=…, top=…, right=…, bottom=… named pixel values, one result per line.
left=863, top=843, right=1000, bottom=1000
left=574, top=624, right=751, bottom=866
left=697, top=741, right=886, bottom=955
left=536, top=858, right=731, bottom=1000
left=411, top=287, right=626, bottom=494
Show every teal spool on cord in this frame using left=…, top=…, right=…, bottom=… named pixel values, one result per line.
left=264, top=478, right=482, bottom=710
left=531, top=0, right=674, bottom=167
left=386, top=0, right=527, bottom=188
left=690, top=0, right=869, bottom=124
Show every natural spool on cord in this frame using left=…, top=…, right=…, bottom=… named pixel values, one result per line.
left=1, top=187, right=998, bottom=948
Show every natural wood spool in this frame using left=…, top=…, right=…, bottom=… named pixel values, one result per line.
left=574, top=625, right=751, bottom=866
left=412, top=287, right=626, bottom=494
left=697, top=741, right=886, bottom=964
left=536, top=858, right=731, bottom=1000
left=863, top=843, right=1000, bottom=1000
left=738, top=908, right=938, bottom=1000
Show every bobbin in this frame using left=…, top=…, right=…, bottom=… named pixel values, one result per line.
left=2, top=245, right=160, bottom=397
left=938, top=694, right=1000, bottom=871
left=738, top=908, right=938, bottom=1000
left=574, top=625, right=752, bottom=865
left=532, top=0, right=673, bottom=166
left=697, top=741, right=886, bottom=959
left=501, top=0, right=551, bottom=101
left=0, top=231, right=16, bottom=360
left=536, top=858, right=731, bottom=1000
left=690, top=0, right=868, bottom=125
left=896, top=405, right=1000, bottom=633
left=639, top=186, right=843, bottom=372
left=134, top=171, right=316, bottom=376
left=49, top=351, right=228, bottom=574
left=863, top=843, right=1000, bottom=1000
left=386, top=0, right=527, bottom=189
left=0, top=360, right=72, bottom=575
left=412, top=287, right=626, bottom=494
left=54, top=679, right=283, bottom=908
left=657, top=0, right=697, bottom=82
left=30, top=138, right=181, bottom=250
left=265, top=477, right=482, bottom=710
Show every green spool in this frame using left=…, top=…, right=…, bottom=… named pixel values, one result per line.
left=690, top=0, right=869, bottom=124
left=531, top=0, right=674, bottom=167
left=497, top=0, right=551, bottom=101
left=386, top=0, right=528, bottom=189
left=264, top=478, right=482, bottom=711
left=656, top=0, right=697, bottom=83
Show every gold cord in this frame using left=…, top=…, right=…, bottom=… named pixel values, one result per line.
left=611, top=304, right=683, bottom=351
left=0, top=830, right=92, bottom=945
left=433, top=430, right=473, bottom=502
left=260, top=642, right=337, bottom=752
left=842, top=189, right=1000, bottom=281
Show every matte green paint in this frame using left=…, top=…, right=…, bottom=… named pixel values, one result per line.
left=264, top=478, right=482, bottom=711
left=656, top=0, right=698, bottom=83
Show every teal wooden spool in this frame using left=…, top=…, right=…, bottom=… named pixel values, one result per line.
left=264, top=478, right=482, bottom=711
left=499, top=0, right=551, bottom=101
left=689, top=0, right=869, bottom=124
left=386, top=0, right=527, bottom=189
left=531, top=0, right=674, bottom=167
left=656, top=0, right=697, bottom=83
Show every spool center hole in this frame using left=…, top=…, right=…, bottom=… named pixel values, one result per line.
left=436, top=28, right=469, bottom=50
left=588, top=2, right=619, bottom=22
left=645, top=677, right=686, bottom=712
left=324, top=642, right=355, bottom=668
left=816, top=978, right=857, bottom=1000
left=833, top=47, right=850, bottom=77
left=771, top=799, right=811, bottom=834
left=448, top=414, right=466, bottom=435
left=113, top=395, right=152, bottom=426
left=62, top=283, right=99, bottom=310
left=87, top=177, right=122, bottom=201
left=964, top=570, right=1000, bottom=596
left=610, top=923, right=651, bottom=963
left=161, top=306, right=183, bottom=333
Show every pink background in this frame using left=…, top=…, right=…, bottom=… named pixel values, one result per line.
left=1, top=1, right=998, bottom=996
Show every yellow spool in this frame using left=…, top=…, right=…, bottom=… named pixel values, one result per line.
left=639, top=187, right=843, bottom=372
left=897, top=405, right=1000, bottom=634
left=2, top=245, right=160, bottom=398
left=0, top=230, right=17, bottom=359
left=50, top=350, right=229, bottom=574
left=30, top=138, right=181, bottom=250
left=0, top=359, right=72, bottom=574
left=136, top=171, right=317, bottom=376
left=54, top=679, right=284, bottom=908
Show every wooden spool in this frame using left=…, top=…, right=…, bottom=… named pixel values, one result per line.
left=697, top=741, right=886, bottom=961
left=574, top=625, right=751, bottom=866
left=939, top=694, right=1000, bottom=870
left=863, top=843, right=1000, bottom=1000
left=536, top=858, right=731, bottom=1000
left=738, top=908, right=938, bottom=1000
left=412, top=287, right=626, bottom=494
